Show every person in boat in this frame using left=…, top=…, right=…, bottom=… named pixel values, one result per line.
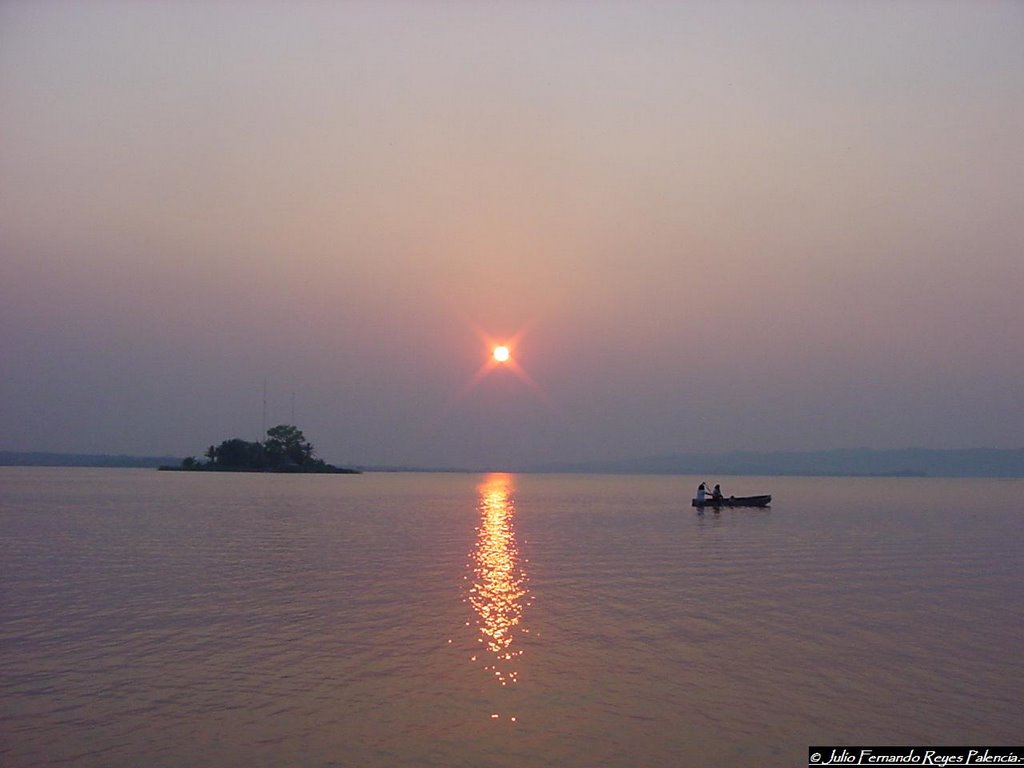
left=695, top=482, right=707, bottom=503
left=696, top=482, right=717, bottom=503
left=696, top=482, right=725, bottom=504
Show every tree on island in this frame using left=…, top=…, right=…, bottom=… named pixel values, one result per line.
left=206, top=439, right=246, bottom=468
left=172, top=425, right=357, bottom=473
left=264, top=424, right=315, bottom=467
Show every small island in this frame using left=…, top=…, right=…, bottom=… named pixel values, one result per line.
left=160, top=424, right=359, bottom=474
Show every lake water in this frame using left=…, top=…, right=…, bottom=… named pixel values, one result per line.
left=2, top=468, right=1022, bottom=767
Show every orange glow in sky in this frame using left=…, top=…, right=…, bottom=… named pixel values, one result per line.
left=442, top=323, right=556, bottom=410
left=5, top=2, right=1022, bottom=468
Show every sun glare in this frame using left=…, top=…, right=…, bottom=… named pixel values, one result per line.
left=439, top=323, right=555, bottom=412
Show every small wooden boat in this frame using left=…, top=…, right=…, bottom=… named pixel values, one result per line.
left=692, top=494, right=771, bottom=508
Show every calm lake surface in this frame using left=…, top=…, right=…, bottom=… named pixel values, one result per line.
left=2, top=468, right=1022, bottom=767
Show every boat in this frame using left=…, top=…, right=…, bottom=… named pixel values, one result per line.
left=692, top=494, right=771, bottom=508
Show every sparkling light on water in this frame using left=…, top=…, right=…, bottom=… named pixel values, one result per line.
left=467, top=473, right=529, bottom=688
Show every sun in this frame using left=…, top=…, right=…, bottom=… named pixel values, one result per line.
left=437, top=322, right=555, bottom=413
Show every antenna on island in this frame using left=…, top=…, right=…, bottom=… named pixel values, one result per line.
left=262, top=378, right=267, bottom=439
left=291, top=391, right=296, bottom=424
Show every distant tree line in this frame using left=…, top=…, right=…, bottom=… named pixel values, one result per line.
left=172, top=425, right=358, bottom=473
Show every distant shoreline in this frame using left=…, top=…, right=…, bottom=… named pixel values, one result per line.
left=3, top=448, right=1023, bottom=478
left=0, top=451, right=181, bottom=469
left=0, top=451, right=362, bottom=473
left=523, top=447, right=1024, bottom=478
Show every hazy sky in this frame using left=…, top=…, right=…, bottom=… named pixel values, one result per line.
left=2, top=1, right=1022, bottom=469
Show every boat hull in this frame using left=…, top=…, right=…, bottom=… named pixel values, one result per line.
left=692, top=495, right=771, bottom=508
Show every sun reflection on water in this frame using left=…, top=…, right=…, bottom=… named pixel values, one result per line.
left=466, top=473, right=529, bottom=688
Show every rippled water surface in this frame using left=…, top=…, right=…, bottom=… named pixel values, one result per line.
left=2, top=469, right=1022, bottom=767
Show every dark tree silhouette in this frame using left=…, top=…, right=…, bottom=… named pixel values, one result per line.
left=211, top=438, right=264, bottom=468
left=264, top=424, right=314, bottom=466
left=173, top=425, right=354, bottom=473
